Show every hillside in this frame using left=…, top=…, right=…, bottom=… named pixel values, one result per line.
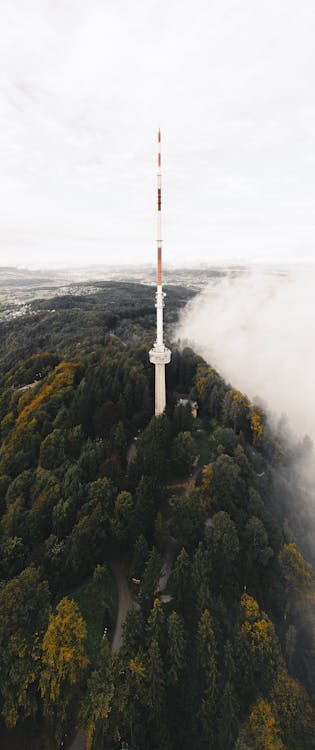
left=0, top=282, right=315, bottom=750
left=0, top=281, right=194, bottom=372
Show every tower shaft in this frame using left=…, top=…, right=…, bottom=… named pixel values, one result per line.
left=149, top=131, right=171, bottom=416
left=155, top=363, right=167, bottom=416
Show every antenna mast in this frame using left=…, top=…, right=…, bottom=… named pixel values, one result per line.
left=149, top=131, right=171, bottom=415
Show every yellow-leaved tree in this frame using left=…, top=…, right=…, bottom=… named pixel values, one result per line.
left=250, top=406, right=265, bottom=444
left=272, top=667, right=315, bottom=747
left=237, top=698, right=284, bottom=750
left=278, top=543, right=315, bottom=610
left=237, top=594, right=282, bottom=703
left=40, top=597, right=89, bottom=725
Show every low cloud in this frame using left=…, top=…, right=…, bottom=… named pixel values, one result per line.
left=176, top=265, right=315, bottom=443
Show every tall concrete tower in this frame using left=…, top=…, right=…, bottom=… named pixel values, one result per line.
left=149, top=130, right=171, bottom=416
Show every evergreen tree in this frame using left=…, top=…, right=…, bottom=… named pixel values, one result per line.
left=0, top=568, right=50, bottom=729
left=81, top=636, right=114, bottom=750
left=167, top=611, right=187, bottom=685
left=147, top=597, right=165, bottom=648
left=144, top=639, right=170, bottom=748
left=171, top=547, right=192, bottom=620
left=141, top=547, right=162, bottom=602
left=218, top=641, right=239, bottom=749
left=195, top=610, right=218, bottom=749
left=191, top=543, right=212, bottom=614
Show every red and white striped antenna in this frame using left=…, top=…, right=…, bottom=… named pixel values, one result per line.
left=149, top=130, right=171, bottom=416
left=157, top=129, right=162, bottom=286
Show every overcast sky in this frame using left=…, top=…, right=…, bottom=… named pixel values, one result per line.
left=1, top=0, right=315, bottom=267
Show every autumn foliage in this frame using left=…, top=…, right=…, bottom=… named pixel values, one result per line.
left=40, top=597, right=89, bottom=721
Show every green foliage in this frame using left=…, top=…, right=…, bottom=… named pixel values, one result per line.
left=145, top=638, right=166, bottom=717
left=236, top=594, right=283, bottom=705
left=70, top=569, right=117, bottom=663
left=0, top=567, right=50, bottom=728
left=167, top=611, right=187, bottom=685
left=171, top=430, right=196, bottom=478
left=211, top=453, right=245, bottom=515
left=279, top=542, right=315, bottom=606
left=244, top=516, right=273, bottom=567
left=195, top=609, right=218, bottom=748
left=81, top=636, right=115, bottom=750
left=272, top=667, right=315, bottom=750
left=218, top=641, right=239, bottom=749
left=171, top=547, right=191, bottom=617
left=0, top=282, right=314, bottom=749
left=40, top=428, right=66, bottom=469
left=131, top=533, right=149, bottom=579
left=207, top=510, right=240, bottom=565
left=111, top=490, right=134, bottom=546
left=171, top=489, right=207, bottom=548
left=191, top=544, right=212, bottom=614
left=141, top=547, right=162, bottom=600
left=137, top=414, right=171, bottom=483
left=147, top=598, right=165, bottom=647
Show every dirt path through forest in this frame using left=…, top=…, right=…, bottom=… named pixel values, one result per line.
left=69, top=537, right=180, bottom=749
left=156, top=536, right=180, bottom=599
left=68, top=561, right=132, bottom=749
left=67, top=730, right=86, bottom=750
left=111, top=559, right=134, bottom=651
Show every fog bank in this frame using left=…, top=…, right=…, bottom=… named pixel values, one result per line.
left=176, top=266, right=315, bottom=443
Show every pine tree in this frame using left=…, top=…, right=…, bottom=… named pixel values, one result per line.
left=144, top=639, right=170, bottom=748
left=145, top=639, right=165, bottom=716
left=81, top=636, right=115, bottom=750
left=171, top=547, right=191, bottom=618
left=141, top=547, right=162, bottom=601
left=191, top=544, right=212, bottom=615
left=147, top=597, right=165, bottom=648
left=167, top=611, right=187, bottom=685
left=131, top=533, right=149, bottom=579
left=218, top=640, right=239, bottom=749
left=195, top=609, right=218, bottom=749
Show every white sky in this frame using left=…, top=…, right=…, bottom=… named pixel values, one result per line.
left=1, top=0, right=315, bottom=267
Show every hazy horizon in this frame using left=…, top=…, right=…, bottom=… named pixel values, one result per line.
left=1, top=259, right=315, bottom=273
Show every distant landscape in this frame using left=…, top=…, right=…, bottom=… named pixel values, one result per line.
left=0, top=264, right=237, bottom=321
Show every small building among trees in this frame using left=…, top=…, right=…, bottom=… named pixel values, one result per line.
left=176, top=397, right=198, bottom=418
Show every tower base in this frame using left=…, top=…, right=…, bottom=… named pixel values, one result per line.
left=155, top=362, right=166, bottom=416
left=149, top=345, right=171, bottom=416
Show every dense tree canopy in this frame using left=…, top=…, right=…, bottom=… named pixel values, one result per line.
left=0, top=281, right=314, bottom=749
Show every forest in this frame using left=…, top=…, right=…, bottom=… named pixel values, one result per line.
left=0, top=281, right=315, bottom=750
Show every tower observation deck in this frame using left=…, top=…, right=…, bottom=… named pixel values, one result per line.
left=149, top=130, right=171, bottom=416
